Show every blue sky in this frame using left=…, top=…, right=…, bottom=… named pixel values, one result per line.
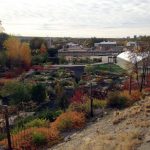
left=0, top=0, right=150, bottom=37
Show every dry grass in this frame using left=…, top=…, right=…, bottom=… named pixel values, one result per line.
left=113, top=104, right=143, bottom=125
left=78, top=130, right=141, bottom=150
left=116, top=130, right=141, bottom=150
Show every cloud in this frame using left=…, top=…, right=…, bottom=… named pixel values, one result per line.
left=0, top=0, right=150, bottom=37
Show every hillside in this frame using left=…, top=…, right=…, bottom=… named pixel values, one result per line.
left=50, top=97, right=150, bottom=150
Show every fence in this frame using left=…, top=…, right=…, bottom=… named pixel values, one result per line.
left=0, top=104, right=39, bottom=150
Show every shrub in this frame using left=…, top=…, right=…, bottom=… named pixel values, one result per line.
left=107, top=92, right=129, bottom=109
left=25, top=119, right=49, bottom=128
left=71, top=90, right=86, bottom=104
left=93, top=99, right=107, bottom=109
left=14, top=116, right=36, bottom=129
left=32, top=132, right=47, bottom=146
left=0, top=134, right=6, bottom=141
left=38, top=109, right=62, bottom=122
left=31, top=83, right=46, bottom=103
left=32, top=54, right=48, bottom=65
left=120, top=90, right=141, bottom=105
left=0, top=81, right=32, bottom=105
left=68, top=102, right=90, bottom=114
left=68, top=98, right=107, bottom=116
left=51, top=111, right=86, bottom=131
left=58, top=118, right=73, bottom=131
left=0, top=127, right=60, bottom=149
left=144, top=88, right=150, bottom=93
left=119, top=90, right=131, bottom=100
left=130, top=90, right=141, bottom=102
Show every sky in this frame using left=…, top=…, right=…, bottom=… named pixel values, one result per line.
left=0, top=0, right=150, bottom=38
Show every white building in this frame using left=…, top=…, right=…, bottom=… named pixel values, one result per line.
left=126, top=42, right=137, bottom=47
left=67, top=42, right=79, bottom=48
left=94, top=41, right=117, bottom=47
left=117, top=51, right=148, bottom=70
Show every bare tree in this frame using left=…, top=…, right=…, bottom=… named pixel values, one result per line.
left=0, top=21, right=5, bottom=33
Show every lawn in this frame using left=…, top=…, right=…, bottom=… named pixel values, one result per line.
left=94, top=63, right=125, bottom=74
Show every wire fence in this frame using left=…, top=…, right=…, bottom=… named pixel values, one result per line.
left=0, top=104, right=39, bottom=150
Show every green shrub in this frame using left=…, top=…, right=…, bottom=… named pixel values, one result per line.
left=0, top=81, right=32, bottom=105
left=25, top=118, right=49, bottom=128
left=35, top=71, right=41, bottom=75
left=107, top=92, right=129, bottom=109
left=32, top=53, right=48, bottom=65
left=32, top=132, right=47, bottom=146
left=12, top=116, right=36, bottom=134
left=36, top=77, right=46, bottom=81
left=37, top=109, right=62, bottom=121
left=68, top=103, right=90, bottom=114
left=0, top=134, right=6, bottom=141
left=15, top=116, right=36, bottom=127
left=68, top=99, right=106, bottom=115
left=93, top=99, right=107, bottom=109
left=31, top=83, right=46, bottom=103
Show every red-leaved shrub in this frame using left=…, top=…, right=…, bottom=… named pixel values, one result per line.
left=71, top=90, right=86, bottom=104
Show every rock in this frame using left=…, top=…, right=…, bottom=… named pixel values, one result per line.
left=97, top=118, right=101, bottom=122
left=64, top=136, right=71, bottom=142
left=145, top=135, right=150, bottom=143
left=104, top=111, right=108, bottom=115
left=70, top=133, right=77, bottom=138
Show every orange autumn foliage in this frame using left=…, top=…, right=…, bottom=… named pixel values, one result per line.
left=130, top=90, right=141, bottom=101
left=4, top=36, right=20, bottom=60
left=0, top=127, right=59, bottom=150
left=51, top=111, right=86, bottom=131
left=120, top=90, right=141, bottom=104
left=0, top=112, right=86, bottom=149
left=20, top=43, right=31, bottom=66
left=4, top=36, right=31, bottom=67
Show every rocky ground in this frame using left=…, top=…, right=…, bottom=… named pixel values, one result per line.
left=49, top=97, right=150, bottom=150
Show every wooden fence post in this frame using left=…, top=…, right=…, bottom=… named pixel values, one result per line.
left=90, top=83, right=94, bottom=117
left=3, top=105, right=12, bottom=150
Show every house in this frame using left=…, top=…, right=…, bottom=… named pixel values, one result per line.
left=94, top=41, right=117, bottom=51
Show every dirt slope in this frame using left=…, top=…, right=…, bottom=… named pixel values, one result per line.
left=50, top=97, right=150, bottom=150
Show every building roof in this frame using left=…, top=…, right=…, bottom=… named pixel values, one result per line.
left=67, top=42, right=79, bottom=47
left=100, top=41, right=117, bottom=45
left=117, top=51, right=148, bottom=63
left=94, top=41, right=117, bottom=46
